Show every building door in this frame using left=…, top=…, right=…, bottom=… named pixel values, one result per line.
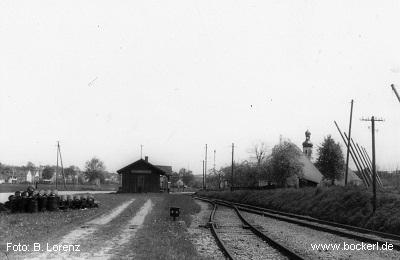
left=137, top=175, right=145, bottom=192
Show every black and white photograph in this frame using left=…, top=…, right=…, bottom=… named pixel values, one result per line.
left=1, top=1, right=400, bottom=259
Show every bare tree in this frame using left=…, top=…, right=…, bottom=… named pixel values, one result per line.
left=250, top=142, right=269, bottom=166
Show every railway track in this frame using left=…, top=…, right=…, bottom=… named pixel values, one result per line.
left=196, top=197, right=304, bottom=260
left=196, top=196, right=400, bottom=252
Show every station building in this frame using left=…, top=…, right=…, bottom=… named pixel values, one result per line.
left=117, top=156, right=171, bottom=193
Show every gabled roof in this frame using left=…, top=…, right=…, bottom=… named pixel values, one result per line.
left=335, top=168, right=364, bottom=186
left=117, top=159, right=168, bottom=175
left=298, top=153, right=323, bottom=184
left=155, top=165, right=172, bottom=175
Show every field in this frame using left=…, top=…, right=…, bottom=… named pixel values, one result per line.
left=197, top=186, right=400, bottom=235
left=0, top=193, right=211, bottom=260
left=0, top=183, right=118, bottom=193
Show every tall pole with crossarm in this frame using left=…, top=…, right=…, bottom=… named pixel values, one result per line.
left=361, top=116, right=384, bottom=212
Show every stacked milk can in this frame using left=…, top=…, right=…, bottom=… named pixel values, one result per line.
left=4, top=186, right=98, bottom=213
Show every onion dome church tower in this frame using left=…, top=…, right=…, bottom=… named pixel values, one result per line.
left=302, top=130, right=313, bottom=159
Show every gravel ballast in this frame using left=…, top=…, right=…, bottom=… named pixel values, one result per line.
left=214, top=205, right=288, bottom=260
left=242, top=211, right=400, bottom=260
left=188, top=200, right=225, bottom=259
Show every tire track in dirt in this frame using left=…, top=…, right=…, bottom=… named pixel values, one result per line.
left=30, top=198, right=135, bottom=260
left=88, top=198, right=154, bottom=259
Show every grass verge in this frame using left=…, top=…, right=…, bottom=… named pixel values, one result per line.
left=197, top=186, right=400, bottom=235
left=117, top=194, right=211, bottom=260
left=0, top=193, right=133, bottom=259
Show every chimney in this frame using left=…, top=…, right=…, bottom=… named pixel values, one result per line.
left=144, top=156, right=148, bottom=162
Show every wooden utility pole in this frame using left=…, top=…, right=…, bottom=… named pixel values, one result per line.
left=140, top=145, right=143, bottom=159
left=361, top=146, right=383, bottom=187
left=343, top=131, right=370, bottom=186
left=56, top=142, right=59, bottom=189
left=231, top=143, right=234, bottom=191
left=391, top=84, right=400, bottom=103
left=213, top=149, right=217, bottom=189
left=345, top=100, right=354, bottom=185
left=205, top=144, right=207, bottom=190
left=202, top=160, right=205, bottom=190
left=57, top=142, right=67, bottom=189
left=351, top=138, right=372, bottom=184
left=354, top=140, right=382, bottom=187
left=213, top=150, right=216, bottom=174
left=334, top=121, right=369, bottom=187
left=361, top=116, right=384, bottom=212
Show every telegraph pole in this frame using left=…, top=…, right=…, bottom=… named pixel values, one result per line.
left=361, top=116, right=384, bottom=212
left=345, top=100, right=354, bottom=185
left=213, top=150, right=216, bottom=175
left=205, top=144, right=208, bottom=190
left=214, top=149, right=219, bottom=190
left=202, top=160, right=205, bottom=190
left=231, top=143, right=234, bottom=191
left=58, top=142, right=67, bottom=189
left=140, top=145, right=143, bottom=159
left=391, top=84, right=400, bottom=103
left=334, top=121, right=369, bottom=186
left=56, top=142, right=59, bottom=189
left=361, top=146, right=383, bottom=187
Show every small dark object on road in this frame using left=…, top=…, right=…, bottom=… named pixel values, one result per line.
left=170, top=207, right=180, bottom=221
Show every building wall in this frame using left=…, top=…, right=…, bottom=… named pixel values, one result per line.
left=121, top=172, right=160, bottom=193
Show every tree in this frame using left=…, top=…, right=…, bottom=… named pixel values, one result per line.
left=42, top=166, right=54, bottom=180
left=64, top=166, right=81, bottom=183
left=315, top=135, right=345, bottom=185
left=0, top=163, right=12, bottom=176
left=26, top=161, right=35, bottom=171
left=219, top=161, right=262, bottom=188
left=269, top=141, right=303, bottom=187
left=84, top=157, right=106, bottom=183
left=250, top=142, right=269, bottom=166
left=64, top=166, right=80, bottom=178
left=178, top=168, right=195, bottom=186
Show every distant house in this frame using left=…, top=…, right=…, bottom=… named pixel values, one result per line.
left=117, top=156, right=171, bottom=193
left=0, top=173, right=6, bottom=184
left=26, top=170, right=33, bottom=183
left=7, top=176, right=17, bottom=184
left=34, top=171, right=40, bottom=182
left=333, top=168, right=364, bottom=186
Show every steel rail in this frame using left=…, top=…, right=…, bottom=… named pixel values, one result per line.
left=201, top=197, right=400, bottom=251
left=195, top=197, right=235, bottom=260
left=195, top=196, right=305, bottom=260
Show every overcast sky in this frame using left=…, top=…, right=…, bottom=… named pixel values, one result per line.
left=1, top=1, right=400, bottom=175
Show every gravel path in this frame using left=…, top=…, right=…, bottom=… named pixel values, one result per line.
left=214, top=205, right=287, bottom=260
left=187, top=200, right=225, bottom=259
left=242, top=211, right=400, bottom=260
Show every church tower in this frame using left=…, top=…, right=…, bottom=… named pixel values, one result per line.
left=302, top=130, right=313, bottom=159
